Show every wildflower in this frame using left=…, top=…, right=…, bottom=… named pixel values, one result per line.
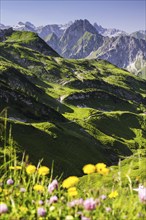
left=26, top=165, right=36, bottom=174
left=19, top=206, right=28, bottom=214
left=81, top=217, right=91, bottom=220
left=83, top=198, right=96, bottom=210
left=105, top=207, right=112, bottom=212
left=38, top=166, right=50, bottom=176
left=37, top=207, right=46, bottom=217
left=95, top=163, right=108, bottom=175
left=49, top=206, right=55, bottom=212
left=38, top=200, right=44, bottom=205
left=133, top=185, right=146, bottom=203
left=82, top=164, right=96, bottom=174
left=100, top=194, right=107, bottom=200
left=9, top=166, right=22, bottom=170
left=48, top=179, right=58, bottom=193
left=6, top=179, right=14, bottom=185
left=62, top=176, right=79, bottom=188
left=65, top=215, right=74, bottom=220
left=49, top=195, right=58, bottom=204
left=0, top=203, right=8, bottom=214
left=20, top=187, right=26, bottom=193
left=68, top=187, right=78, bottom=197
left=68, top=198, right=83, bottom=207
left=33, top=184, right=44, bottom=192
left=109, top=190, right=118, bottom=198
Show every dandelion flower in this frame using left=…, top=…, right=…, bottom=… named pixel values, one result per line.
left=95, top=163, right=106, bottom=173
left=68, top=187, right=78, bottom=197
left=0, top=203, right=8, bottom=214
left=109, top=190, right=118, bottom=198
left=38, top=166, right=50, bottom=176
left=82, top=164, right=96, bottom=174
left=26, top=165, right=36, bottom=175
left=33, top=184, right=44, bottom=192
left=62, top=176, right=79, bottom=188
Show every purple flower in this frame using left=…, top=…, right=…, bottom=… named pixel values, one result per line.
left=49, top=196, right=58, bottom=204
left=105, top=207, right=112, bottom=212
left=100, top=194, right=107, bottom=200
left=0, top=203, right=8, bottom=214
left=81, top=217, right=91, bottom=220
left=38, top=200, right=44, bottom=205
left=6, top=179, right=14, bottom=185
left=68, top=198, right=83, bottom=207
left=48, top=180, right=58, bottom=193
left=83, top=198, right=96, bottom=210
left=37, top=207, right=46, bottom=217
left=133, top=185, right=146, bottom=203
left=20, top=187, right=26, bottom=193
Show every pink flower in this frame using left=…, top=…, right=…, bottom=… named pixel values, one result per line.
left=83, top=198, right=96, bottom=210
left=20, top=187, right=26, bottom=193
left=100, top=194, right=107, bottom=200
left=37, top=207, right=46, bottom=217
left=133, top=185, right=146, bottom=203
left=49, top=196, right=58, bottom=204
left=0, top=203, right=8, bottom=214
left=6, top=179, right=14, bottom=185
left=68, top=198, right=83, bottom=207
left=48, top=180, right=58, bottom=193
left=105, top=207, right=112, bottom=212
left=81, top=217, right=91, bottom=220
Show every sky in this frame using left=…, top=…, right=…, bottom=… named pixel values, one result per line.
left=0, top=0, right=145, bottom=33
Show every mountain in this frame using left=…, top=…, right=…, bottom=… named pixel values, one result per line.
left=94, top=23, right=127, bottom=37
left=0, top=30, right=146, bottom=176
left=0, top=23, right=11, bottom=30
left=59, top=19, right=104, bottom=58
left=13, top=21, right=37, bottom=32
left=87, top=35, right=146, bottom=79
left=130, top=30, right=146, bottom=40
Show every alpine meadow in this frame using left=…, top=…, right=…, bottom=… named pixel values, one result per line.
left=0, top=3, right=146, bottom=219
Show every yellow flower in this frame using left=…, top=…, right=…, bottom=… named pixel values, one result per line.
left=26, top=165, right=36, bottom=174
left=68, top=187, right=78, bottom=197
left=19, top=206, right=28, bottom=214
left=33, top=184, right=44, bottom=192
left=9, top=166, right=22, bottom=170
left=82, top=164, right=96, bottom=174
left=62, top=176, right=79, bottom=188
left=109, top=190, right=118, bottom=198
left=38, top=166, right=50, bottom=176
left=95, top=163, right=106, bottom=174
left=100, top=167, right=109, bottom=175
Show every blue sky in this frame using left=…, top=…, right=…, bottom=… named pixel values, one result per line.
left=0, top=0, right=145, bottom=33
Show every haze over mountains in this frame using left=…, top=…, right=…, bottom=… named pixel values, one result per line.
left=1, top=20, right=146, bottom=79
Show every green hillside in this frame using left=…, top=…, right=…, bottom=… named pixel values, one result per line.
left=0, top=30, right=146, bottom=177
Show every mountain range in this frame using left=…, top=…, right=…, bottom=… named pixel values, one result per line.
left=0, top=29, right=146, bottom=176
left=1, top=20, right=146, bottom=79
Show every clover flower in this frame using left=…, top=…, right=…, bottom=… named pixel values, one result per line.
left=6, top=179, right=14, bottom=185
left=38, top=166, right=50, bottom=176
left=68, top=198, right=83, bottom=207
left=48, top=179, right=58, bottom=193
left=83, top=198, right=96, bottom=210
left=62, top=176, right=79, bottom=188
left=82, top=164, right=96, bottom=174
left=49, top=195, right=58, bottom=204
left=20, top=187, right=26, bottom=193
left=133, top=185, right=146, bottom=203
left=105, top=207, right=112, bottom=212
left=37, top=207, right=46, bottom=217
left=0, top=203, right=8, bottom=214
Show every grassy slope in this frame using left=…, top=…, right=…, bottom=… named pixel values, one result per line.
left=0, top=31, right=146, bottom=177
